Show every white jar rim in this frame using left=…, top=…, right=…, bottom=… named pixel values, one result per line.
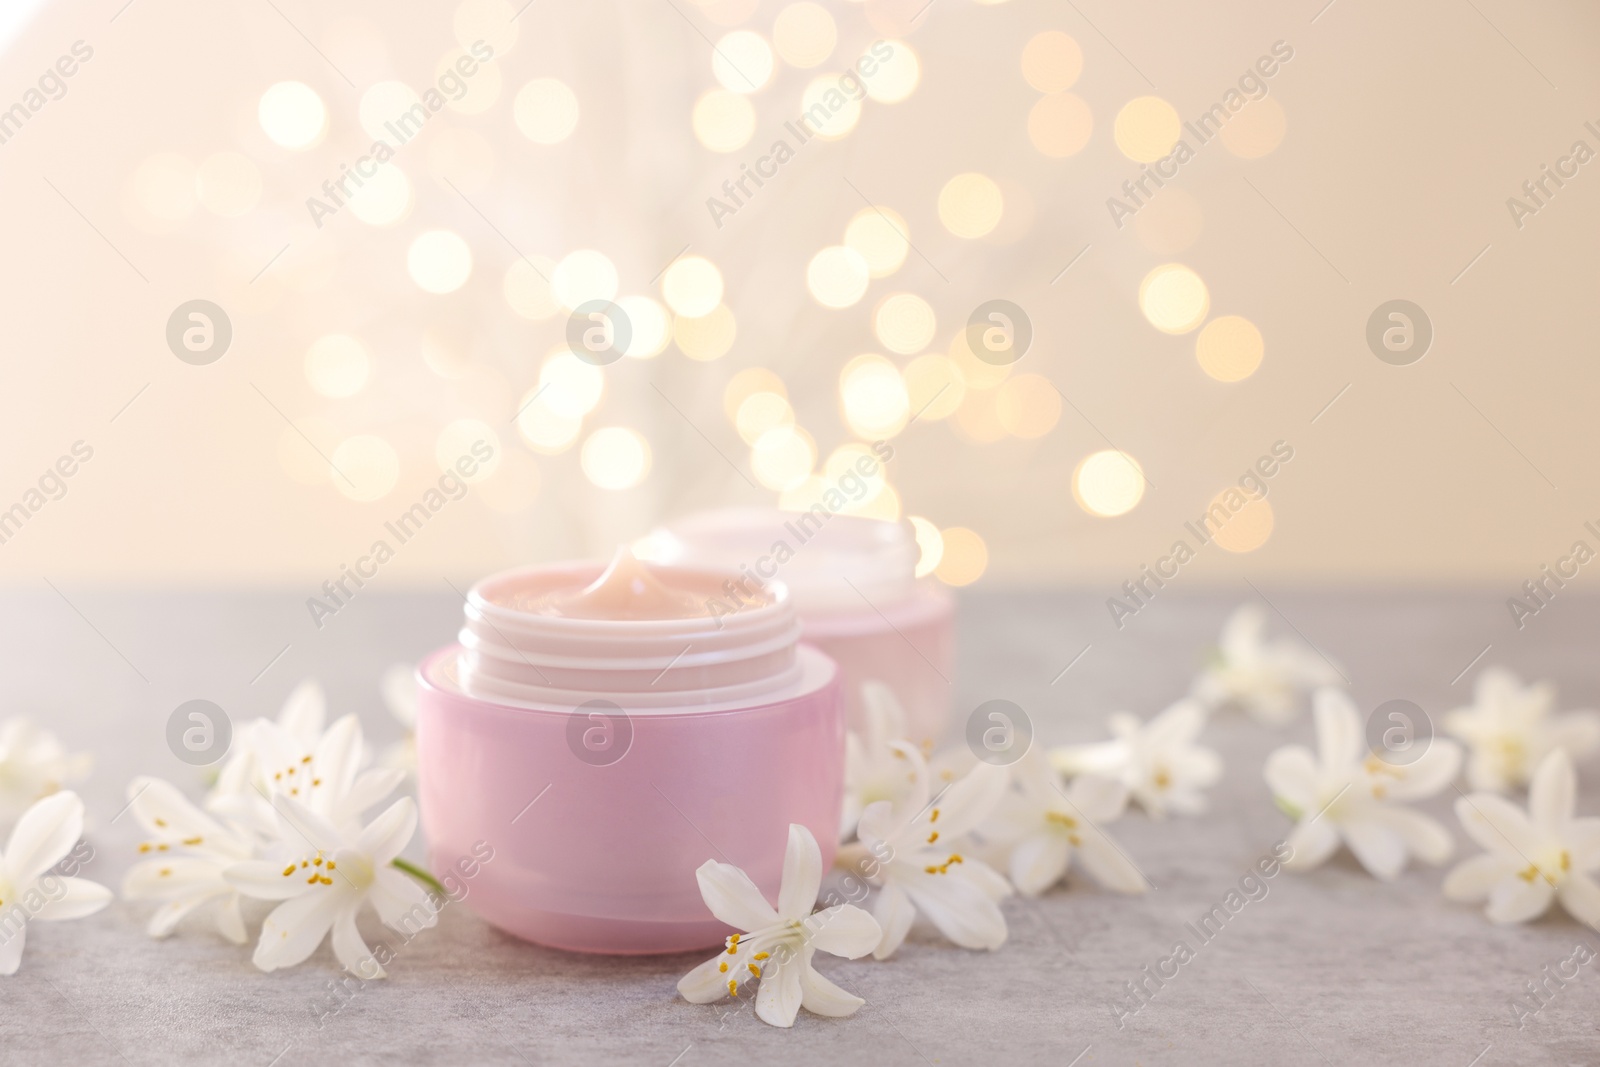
left=458, top=556, right=805, bottom=709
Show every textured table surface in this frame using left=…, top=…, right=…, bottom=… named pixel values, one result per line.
left=4, top=584, right=1599, bottom=1066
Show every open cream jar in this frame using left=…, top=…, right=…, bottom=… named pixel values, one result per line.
left=640, top=508, right=954, bottom=746
left=415, top=549, right=843, bottom=955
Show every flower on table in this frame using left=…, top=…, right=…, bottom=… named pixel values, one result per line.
left=1265, top=689, right=1461, bottom=880
left=1050, top=699, right=1222, bottom=818
left=210, top=712, right=405, bottom=845
left=927, top=743, right=978, bottom=790
left=678, top=823, right=881, bottom=1028
left=1444, top=750, right=1600, bottom=925
left=379, top=663, right=418, bottom=775
left=1444, top=667, right=1600, bottom=793
left=120, top=777, right=255, bottom=943
left=224, top=793, right=434, bottom=978
left=127, top=688, right=438, bottom=972
left=1193, top=604, right=1344, bottom=724
left=0, top=791, right=111, bottom=975
left=840, top=682, right=918, bottom=842
left=0, top=718, right=91, bottom=828
left=837, top=743, right=1012, bottom=958
left=209, top=679, right=327, bottom=807
left=986, top=748, right=1148, bottom=897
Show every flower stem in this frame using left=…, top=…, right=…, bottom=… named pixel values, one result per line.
left=391, top=857, right=446, bottom=898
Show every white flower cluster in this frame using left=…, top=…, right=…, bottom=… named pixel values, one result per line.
left=684, top=604, right=1600, bottom=1028
left=680, top=677, right=1217, bottom=1027
left=1223, top=605, right=1600, bottom=929
left=122, top=680, right=438, bottom=977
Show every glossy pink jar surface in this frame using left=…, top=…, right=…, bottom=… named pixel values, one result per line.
left=415, top=555, right=844, bottom=955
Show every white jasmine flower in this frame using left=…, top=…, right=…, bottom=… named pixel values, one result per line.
left=379, top=663, right=418, bottom=774
left=1444, top=668, right=1600, bottom=793
left=840, top=682, right=918, bottom=841
left=225, top=793, right=434, bottom=977
left=838, top=743, right=1011, bottom=958
left=1193, top=604, right=1343, bottom=724
left=0, top=791, right=111, bottom=975
left=211, top=713, right=405, bottom=843
left=120, top=777, right=254, bottom=943
left=1444, top=750, right=1600, bottom=925
left=210, top=679, right=327, bottom=805
left=1265, top=689, right=1461, bottom=880
left=929, top=741, right=979, bottom=790
left=1050, top=699, right=1223, bottom=818
left=0, top=718, right=91, bottom=826
left=986, top=748, right=1149, bottom=897
left=679, top=823, right=881, bottom=1028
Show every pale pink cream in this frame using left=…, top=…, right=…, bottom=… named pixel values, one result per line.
left=487, top=547, right=731, bottom=620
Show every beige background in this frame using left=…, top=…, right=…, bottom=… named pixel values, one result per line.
left=1, top=0, right=1596, bottom=589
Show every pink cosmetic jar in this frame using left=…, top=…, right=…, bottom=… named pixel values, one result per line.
left=641, top=508, right=955, bottom=745
left=414, top=550, right=843, bottom=955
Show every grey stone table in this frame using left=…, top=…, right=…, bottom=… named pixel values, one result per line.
left=3, top=585, right=1598, bottom=1066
